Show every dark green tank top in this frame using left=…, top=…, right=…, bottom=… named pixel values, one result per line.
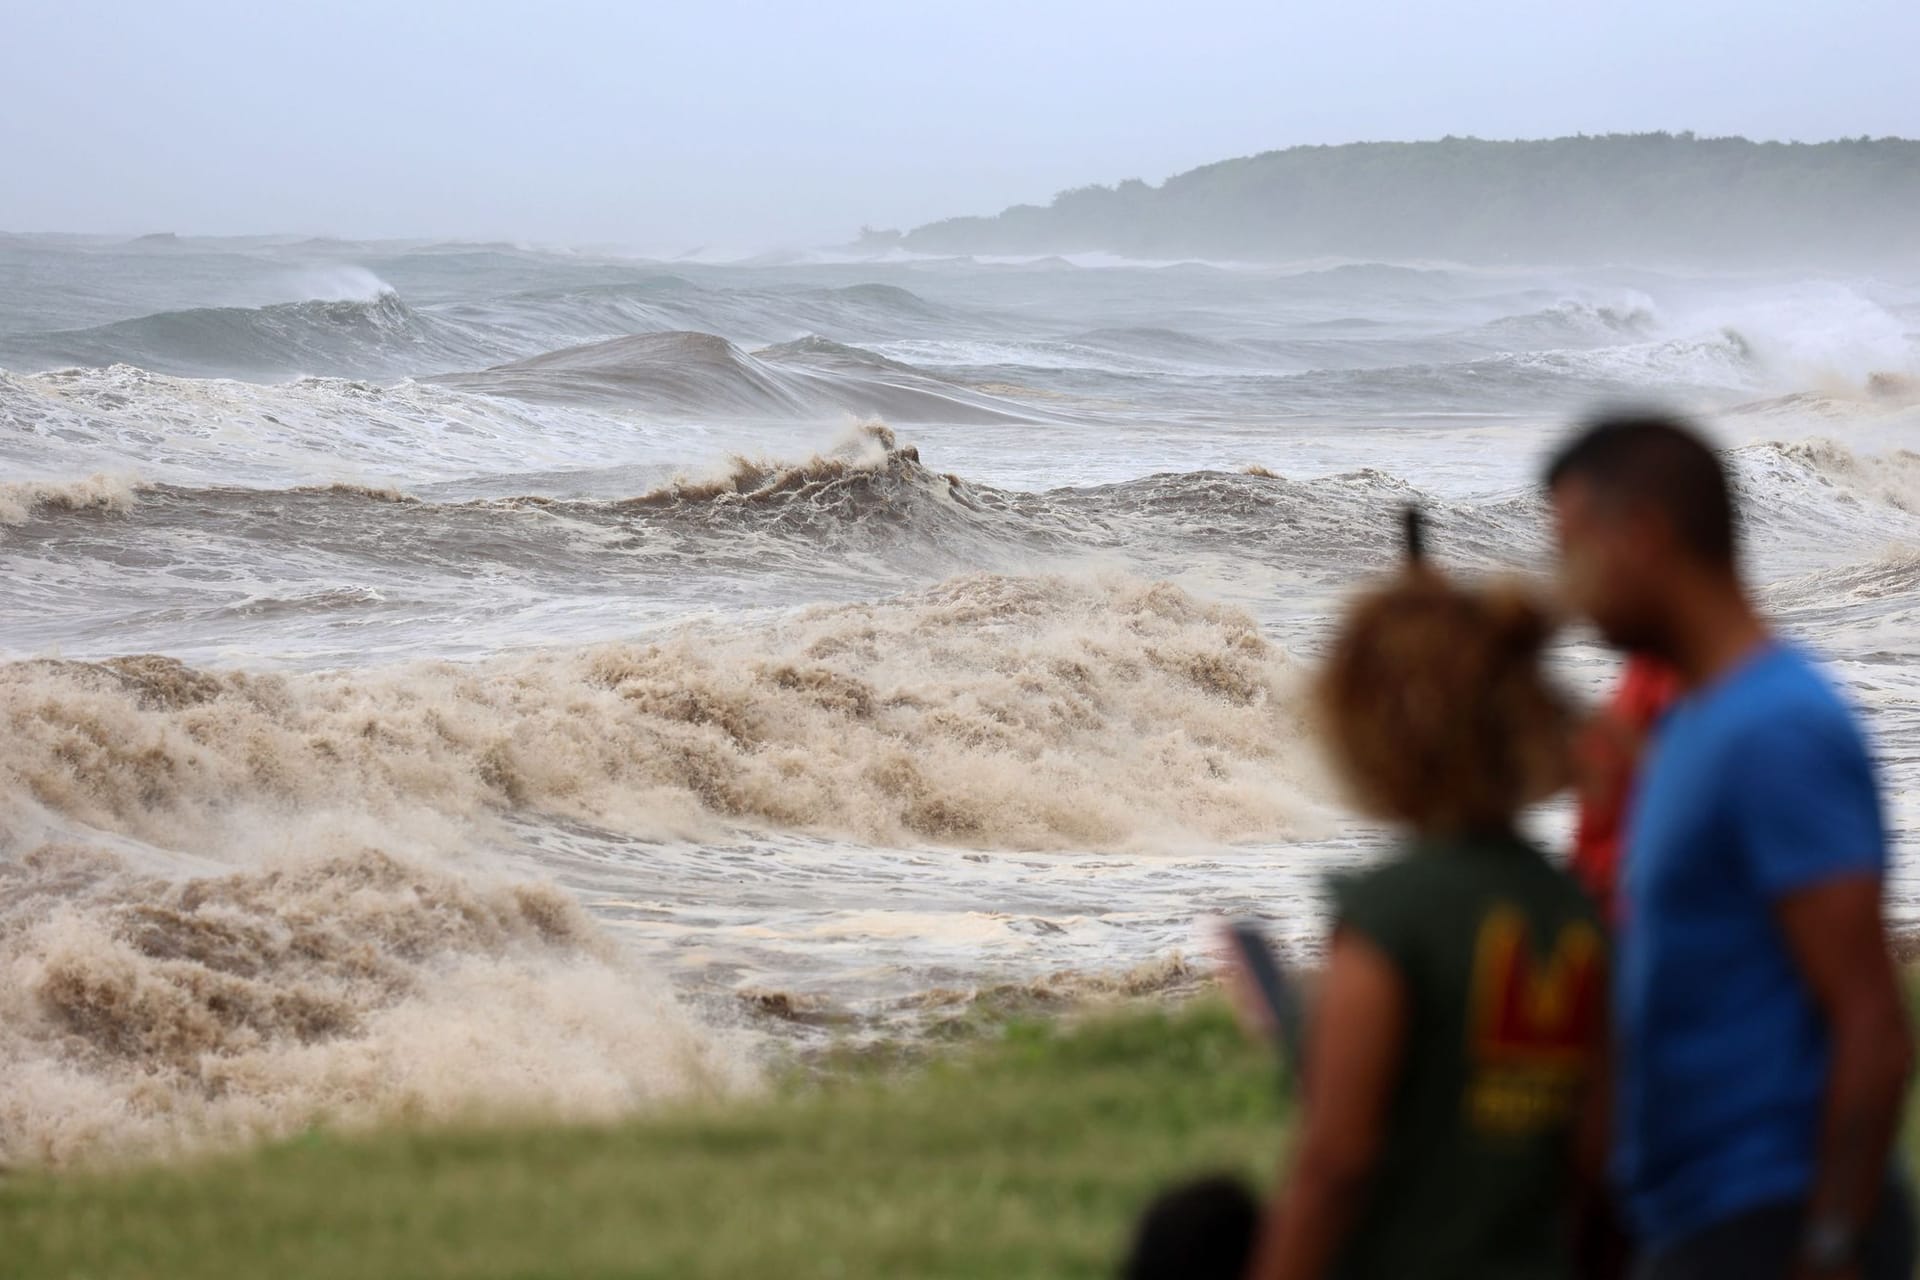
left=1328, top=834, right=1605, bottom=1280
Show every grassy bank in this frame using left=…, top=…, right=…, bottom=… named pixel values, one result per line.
left=18, top=989, right=1920, bottom=1280
left=0, top=1002, right=1286, bottom=1280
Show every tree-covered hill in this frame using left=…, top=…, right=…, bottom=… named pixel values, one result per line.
left=868, top=135, right=1920, bottom=266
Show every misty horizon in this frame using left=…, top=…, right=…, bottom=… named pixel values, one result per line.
left=5, top=0, right=1919, bottom=250
left=3, top=129, right=1917, bottom=257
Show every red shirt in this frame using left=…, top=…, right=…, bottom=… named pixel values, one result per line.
left=1572, top=656, right=1681, bottom=921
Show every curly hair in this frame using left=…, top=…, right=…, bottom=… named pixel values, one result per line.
left=1315, top=569, right=1572, bottom=835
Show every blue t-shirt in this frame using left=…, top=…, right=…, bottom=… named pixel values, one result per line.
left=1614, top=644, right=1886, bottom=1247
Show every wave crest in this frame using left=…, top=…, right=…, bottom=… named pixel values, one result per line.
left=0, top=844, right=744, bottom=1166
left=0, top=472, right=144, bottom=526
left=623, top=421, right=924, bottom=504
left=0, top=293, right=499, bottom=381
left=1475, top=297, right=1659, bottom=347
left=1770, top=439, right=1920, bottom=514
left=431, top=330, right=1040, bottom=422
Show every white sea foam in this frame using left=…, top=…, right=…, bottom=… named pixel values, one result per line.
left=0, top=843, right=748, bottom=1167
left=0, top=574, right=1326, bottom=856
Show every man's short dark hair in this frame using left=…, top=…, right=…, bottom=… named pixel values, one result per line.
left=1544, top=411, right=1738, bottom=566
left=1121, top=1174, right=1259, bottom=1280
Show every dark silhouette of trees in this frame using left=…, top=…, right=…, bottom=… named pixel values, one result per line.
left=865, top=135, right=1920, bottom=266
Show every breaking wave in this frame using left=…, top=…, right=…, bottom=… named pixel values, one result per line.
left=0, top=574, right=1323, bottom=855
left=1767, top=546, right=1920, bottom=613
left=0, top=472, right=145, bottom=526
left=0, top=843, right=745, bottom=1166
left=1768, top=439, right=1920, bottom=514
left=1472, top=298, right=1660, bottom=348
left=1724, top=439, right=1920, bottom=571
left=591, top=423, right=1443, bottom=572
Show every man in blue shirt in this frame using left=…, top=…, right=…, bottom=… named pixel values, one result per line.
left=1545, top=414, right=1914, bottom=1280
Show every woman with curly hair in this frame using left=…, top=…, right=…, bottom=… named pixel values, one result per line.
left=1246, top=564, right=1611, bottom=1280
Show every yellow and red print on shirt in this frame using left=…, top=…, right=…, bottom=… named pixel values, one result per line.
left=1466, top=905, right=1605, bottom=1133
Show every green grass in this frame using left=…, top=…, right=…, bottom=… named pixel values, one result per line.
left=19, top=988, right=1920, bottom=1280
left=0, top=1001, right=1289, bottom=1280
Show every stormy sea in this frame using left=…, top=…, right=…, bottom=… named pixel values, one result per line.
left=2, top=232, right=1916, bottom=1162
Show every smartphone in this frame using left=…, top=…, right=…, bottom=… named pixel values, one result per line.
left=1225, top=919, right=1308, bottom=1079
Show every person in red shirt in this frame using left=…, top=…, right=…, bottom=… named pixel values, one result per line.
left=1572, top=655, right=1680, bottom=921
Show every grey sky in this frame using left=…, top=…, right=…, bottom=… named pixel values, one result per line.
left=4, top=0, right=1917, bottom=251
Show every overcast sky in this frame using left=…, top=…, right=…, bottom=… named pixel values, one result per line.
left=4, top=0, right=1917, bottom=251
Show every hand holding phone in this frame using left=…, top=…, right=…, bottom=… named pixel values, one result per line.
left=1220, top=919, right=1308, bottom=1082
